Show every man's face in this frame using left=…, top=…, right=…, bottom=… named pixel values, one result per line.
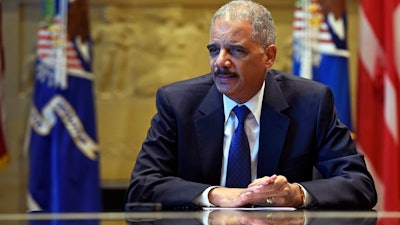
left=208, top=18, right=276, bottom=103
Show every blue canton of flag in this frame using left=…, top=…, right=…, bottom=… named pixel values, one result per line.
left=292, top=0, right=352, bottom=130
left=28, top=0, right=102, bottom=213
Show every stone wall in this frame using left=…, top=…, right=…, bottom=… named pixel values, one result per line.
left=0, top=0, right=359, bottom=213
left=90, top=1, right=295, bottom=183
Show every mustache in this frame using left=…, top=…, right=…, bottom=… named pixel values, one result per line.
left=213, top=67, right=237, bottom=76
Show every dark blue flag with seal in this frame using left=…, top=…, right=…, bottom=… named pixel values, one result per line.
left=28, top=0, right=102, bottom=213
left=292, top=0, right=352, bottom=130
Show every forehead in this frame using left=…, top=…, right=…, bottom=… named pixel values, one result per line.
left=209, top=18, right=253, bottom=43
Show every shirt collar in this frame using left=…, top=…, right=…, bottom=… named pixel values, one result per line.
left=223, top=81, right=265, bottom=125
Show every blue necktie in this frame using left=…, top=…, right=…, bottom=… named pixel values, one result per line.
left=226, top=105, right=251, bottom=188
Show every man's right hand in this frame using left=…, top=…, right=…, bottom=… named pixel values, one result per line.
left=208, top=187, right=249, bottom=207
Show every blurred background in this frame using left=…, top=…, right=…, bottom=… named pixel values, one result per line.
left=0, top=0, right=396, bottom=213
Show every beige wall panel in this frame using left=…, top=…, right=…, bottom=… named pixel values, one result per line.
left=0, top=0, right=359, bottom=213
left=92, top=1, right=295, bottom=182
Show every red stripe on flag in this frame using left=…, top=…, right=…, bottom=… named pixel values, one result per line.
left=357, top=0, right=400, bottom=212
left=0, top=1, right=9, bottom=170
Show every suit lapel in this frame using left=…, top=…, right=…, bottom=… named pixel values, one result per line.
left=257, top=71, right=290, bottom=177
left=193, top=72, right=291, bottom=181
left=195, top=84, right=224, bottom=185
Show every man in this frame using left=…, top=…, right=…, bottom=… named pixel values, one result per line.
left=126, top=0, right=377, bottom=209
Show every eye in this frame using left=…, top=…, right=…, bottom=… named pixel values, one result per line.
left=207, top=46, right=220, bottom=58
left=230, top=47, right=247, bottom=57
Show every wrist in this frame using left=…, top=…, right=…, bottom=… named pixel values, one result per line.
left=296, top=184, right=306, bottom=208
left=208, top=187, right=223, bottom=206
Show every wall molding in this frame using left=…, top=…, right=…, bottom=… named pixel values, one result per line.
left=16, top=0, right=294, bottom=8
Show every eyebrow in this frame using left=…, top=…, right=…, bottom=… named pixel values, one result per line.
left=207, top=43, right=246, bottom=49
left=207, top=43, right=218, bottom=49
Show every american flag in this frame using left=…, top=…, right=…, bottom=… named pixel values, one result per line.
left=36, top=15, right=93, bottom=87
left=37, top=19, right=84, bottom=71
left=357, top=0, right=400, bottom=211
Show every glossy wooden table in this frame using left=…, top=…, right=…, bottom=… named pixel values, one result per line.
left=1, top=210, right=399, bottom=225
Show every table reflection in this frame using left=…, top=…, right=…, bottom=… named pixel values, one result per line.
left=207, top=210, right=305, bottom=225
left=125, top=210, right=378, bottom=225
left=29, top=219, right=99, bottom=225
left=2, top=210, right=397, bottom=225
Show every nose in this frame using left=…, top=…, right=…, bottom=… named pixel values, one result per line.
left=214, top=49, right=232, bottom=68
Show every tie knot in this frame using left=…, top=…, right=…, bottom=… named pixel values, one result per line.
left=233, top=105, right=251, bottom=123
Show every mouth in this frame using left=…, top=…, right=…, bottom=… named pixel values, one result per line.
left=215, top=74, right=236, bottom=82
left=213, top=70, right=239, bottom=85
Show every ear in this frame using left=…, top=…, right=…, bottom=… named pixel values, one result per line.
left=264, top=45, right=277, bottom=68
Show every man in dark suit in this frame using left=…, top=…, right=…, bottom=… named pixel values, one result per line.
left=126, top=0, right=377, bottom=209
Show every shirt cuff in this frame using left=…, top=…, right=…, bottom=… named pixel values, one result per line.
left=295, top=183, right=312, bottom=208
left=193, top=186, right=218, bottom=207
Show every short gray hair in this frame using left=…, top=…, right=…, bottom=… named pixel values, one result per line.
left=210, top=0, right=276, bottom=48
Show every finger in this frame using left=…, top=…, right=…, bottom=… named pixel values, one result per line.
left=240, top=189, right=276, bottom=206
left=252, top=183, right=275, bottom=193
left=249, top=179, right=281, bottom=194
left=239, top=190, right=271, bottom=205
left=244, top=186, right=292, bottom=206
left=248, top=174, right=277, bottom=187
left=267, top=175, right=289, bottom=192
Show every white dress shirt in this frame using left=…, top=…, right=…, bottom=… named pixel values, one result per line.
left=220, top=82, right=265, bottom=185
left=193, top=81, right=310, bottom=207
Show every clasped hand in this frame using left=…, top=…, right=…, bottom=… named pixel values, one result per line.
left=208, top=175, right=303, bottom=208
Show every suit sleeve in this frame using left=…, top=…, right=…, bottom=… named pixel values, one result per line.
left=300, top=86, right=377, bottom=209
left=125, top=87, right=209, bottom=209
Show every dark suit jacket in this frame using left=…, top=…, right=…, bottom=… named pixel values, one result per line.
left=126, top=70, right=377, bottom=209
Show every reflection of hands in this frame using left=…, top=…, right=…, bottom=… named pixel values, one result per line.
left=209, top=175, right=303, bottom=208
left=208, top=210, right=305, bottom=225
